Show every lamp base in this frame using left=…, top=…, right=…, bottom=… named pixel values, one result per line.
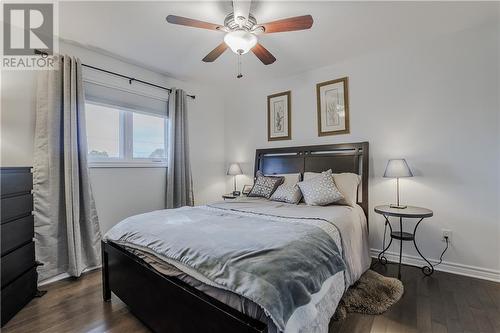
left=390, top=204, right=407, bottom=209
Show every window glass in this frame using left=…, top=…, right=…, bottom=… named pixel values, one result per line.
left=132, top=113, right=166, bottom=159
left=86, top=103, right=121, bottom=159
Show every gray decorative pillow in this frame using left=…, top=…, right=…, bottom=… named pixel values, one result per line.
left=297, top=170, right=344, bottom=206
left=248, top=171, right=284, bottom=199
left=270, top=184, right=302, bottom=204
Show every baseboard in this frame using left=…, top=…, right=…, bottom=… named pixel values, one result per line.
left=38, top=272, right=71, bottom=286
left=38, top=265, right=101, bottom=286
left=370, top=248, right=500, bottom=283
left=38, top=254, right=499, bottom=285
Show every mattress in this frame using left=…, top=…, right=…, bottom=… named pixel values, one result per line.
left=105, top=197, right=370, bottom=333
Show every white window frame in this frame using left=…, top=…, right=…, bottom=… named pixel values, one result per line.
left=86, top=101, right=168, bottom=168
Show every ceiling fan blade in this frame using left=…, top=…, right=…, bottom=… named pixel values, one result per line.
left=232, top=0, right=251, bottom=26
left=202, top=42, right=228, bottom=62
left=251, top=43, right=276, bottom=65
left=166, top=15, right=223, bottom=31
left=260, top=15, right=313, bottom=33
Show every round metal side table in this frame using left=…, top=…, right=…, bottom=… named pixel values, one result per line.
left=374, top=205, right=434, bottom=279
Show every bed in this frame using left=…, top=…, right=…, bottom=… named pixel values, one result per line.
left=101, top=142, right=369, bottom=333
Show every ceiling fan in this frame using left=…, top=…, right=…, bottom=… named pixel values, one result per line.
left=166, top=0, right=313, bottom=72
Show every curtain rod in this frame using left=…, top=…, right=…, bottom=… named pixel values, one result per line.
left=34, top=50, right=195, bottom=99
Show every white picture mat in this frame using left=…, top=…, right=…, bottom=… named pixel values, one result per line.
left=269, top=95, right=289, bottom=138
left=319, top=82, right=346, bottom=132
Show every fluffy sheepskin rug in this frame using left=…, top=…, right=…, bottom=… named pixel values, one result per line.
left=333, top=270, right=404, bottom=321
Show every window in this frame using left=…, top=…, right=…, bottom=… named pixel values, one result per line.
left=132, top=112, right=166, bottom=159
left=85, top=102, right=167, bottom=167
left=86, top=103, right=122, bottom=159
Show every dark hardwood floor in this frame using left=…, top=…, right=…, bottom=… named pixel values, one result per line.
left=3, top=262, right=499, bottom=333
left=331, top=263, right=500, bottom=333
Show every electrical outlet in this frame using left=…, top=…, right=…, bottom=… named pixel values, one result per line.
left=442, top=229, right=452, bottom=243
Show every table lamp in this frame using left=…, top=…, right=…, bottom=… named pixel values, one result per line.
left=227, top=163, right=243, bottom=196
left=384, top=159, right=413, bottom=209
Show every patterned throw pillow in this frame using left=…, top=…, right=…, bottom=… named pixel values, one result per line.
left=248, top=171, right=284, bottom=199
left=270, top=184, right=302, bottom=204
left=297, top=170, right=344, bottom=206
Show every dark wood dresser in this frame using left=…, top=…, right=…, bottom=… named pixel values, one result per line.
left=1, top=167, right=39, bottom=326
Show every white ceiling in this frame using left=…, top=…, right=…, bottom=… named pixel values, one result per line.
left=59, top=1, right=498, bottom=85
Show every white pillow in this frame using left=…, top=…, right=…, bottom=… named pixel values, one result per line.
left=303, top=171, right=360, bottom=207
left=265, top=173, right=301, bottom=186
left=297, top=170, right=343, bottom=206
left=303, top=172, right=320, bottom=181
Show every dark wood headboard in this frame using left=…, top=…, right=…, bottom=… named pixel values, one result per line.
left=254, top=142, right=369, bottom=222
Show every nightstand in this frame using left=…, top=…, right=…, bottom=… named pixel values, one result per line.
left=374, top=205, right=434, bottom=279
left=222, top=194, right=238, bottom=200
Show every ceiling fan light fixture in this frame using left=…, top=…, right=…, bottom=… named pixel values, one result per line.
left=224, top=30, right=257, bottom=54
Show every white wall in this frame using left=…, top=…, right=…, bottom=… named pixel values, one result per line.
left=1, top=41, right=226, bottom=233
left=1, top=19, right=498, bottom=281
left=224, top=22, right=500, bottom=280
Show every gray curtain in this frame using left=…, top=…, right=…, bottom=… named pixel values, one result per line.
left=166, top=88, right=194, bottom=208
left=33, top=55, right=101, bottom=281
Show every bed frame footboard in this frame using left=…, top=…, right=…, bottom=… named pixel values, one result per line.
left=101, top=241, right=267, bottom=333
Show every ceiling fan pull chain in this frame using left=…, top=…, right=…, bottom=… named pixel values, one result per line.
left=237, top=53, right=243, bottom=78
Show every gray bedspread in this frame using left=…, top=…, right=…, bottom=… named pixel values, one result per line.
left=105, top=204, right=346, bottom=331
left=208, top=199, right=371, bottom=285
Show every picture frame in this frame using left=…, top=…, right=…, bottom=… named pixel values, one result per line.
left=242, top=185, right=253, bottom=196
left=316, top=77, right=349, bottom=136
left=267, top=91, right=291, bottom=141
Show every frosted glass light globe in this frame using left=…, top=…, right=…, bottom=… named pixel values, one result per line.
left=224, top=30, right=258, bottom=55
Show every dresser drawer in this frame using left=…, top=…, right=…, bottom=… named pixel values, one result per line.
left=1, top=194, right=33, bottom=223
left=1, top=242, right=35, bottom=288
left=1, top=267, right=37, bottom=326
left=0, top=171, right=32, bottom=197
left=1, top=216, right=34, bottom=256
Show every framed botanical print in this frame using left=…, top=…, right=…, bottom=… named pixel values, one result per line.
left=242, top=184, right=253, bottom=196
left=316, top=77, right=349, bottom=136
left=267, top=91, right=291, bottom=141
